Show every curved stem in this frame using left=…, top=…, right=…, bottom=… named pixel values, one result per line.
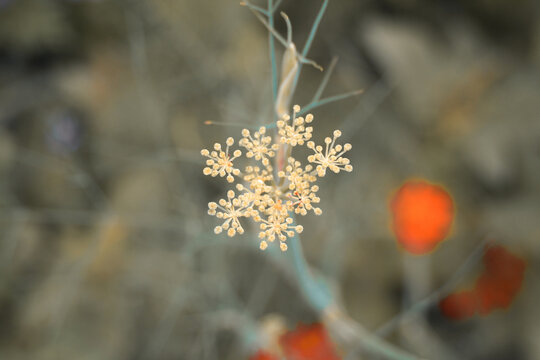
left=288, top=230, right=421, bottom=360
left=288, top=233, right=332, bottom=311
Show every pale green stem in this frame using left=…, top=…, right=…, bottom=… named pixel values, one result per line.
left=289, top=0, right=329, bottom=102
left=288, top=231, right=332, bottom=311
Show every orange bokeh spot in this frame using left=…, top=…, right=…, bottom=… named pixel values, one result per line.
left=390, top=180, right=454, bottom=254
left=279, top=323, right=340, bottom=360
left=439, top=245, right=526, bottom=320
left=249, top=350, right=279, bottom=360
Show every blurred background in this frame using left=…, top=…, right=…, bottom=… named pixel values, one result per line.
left=0, top=0, right=539, bottom=359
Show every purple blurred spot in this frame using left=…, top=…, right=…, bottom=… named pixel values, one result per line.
left=45, top=111, right=85, bottom=154
left=0, top=0, right=14, bottom=9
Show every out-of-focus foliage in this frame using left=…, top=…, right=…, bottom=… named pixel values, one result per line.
left=0, top=0, right=539, bottom=359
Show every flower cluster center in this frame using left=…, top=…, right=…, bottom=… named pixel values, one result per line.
left=201, top=105, right=353, bottom=251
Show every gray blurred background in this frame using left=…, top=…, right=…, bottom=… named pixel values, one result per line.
left=0, top=0, right=539, bottom=359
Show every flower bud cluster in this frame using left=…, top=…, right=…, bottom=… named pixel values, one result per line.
left=201, top=106, right=352, bottom=251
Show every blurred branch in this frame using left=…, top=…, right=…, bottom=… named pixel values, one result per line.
left=325, top=306, right=422, bottom=360
left=17, top=148, right=108, bottom=207
left=289, top=0, right=329, bottom=101
left=288, top=233, right=332, bottom=311
left=288, top=230, right=421, bottom=359
left=340, top=79, right=395, bottom=142
left=261, top=2, right=421, bottom=356
left=299, top=89, right=364, bottom=115
left=241, top=1, right=269, bottom=16
left=311, top=56, right=338, bottom=103
left=375, top=238, right=491, bottom=337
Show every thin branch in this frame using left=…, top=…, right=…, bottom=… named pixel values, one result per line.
left=324, top=307, right=422, bottom=360
left=312, top=56, right=338, bottom=103
left=281, top=10, right=293, bottom=44
left=288, top=225, right=421, bottom=360
left=240, top=1, right=268, bottom=16
left=204, top=120, right=277, bottom=129
left=375, top=238, right=491, bottom=337
left=244, top=2, right=289, bottom=48
left=301, top=0, right=329, bottom=60
left=340, top=79, right=395, bottom=142
left=300, top=89, right=364, bottom=115
left=288, top=232, right=332, bottom=311
left=290, top=0, right=329, bottom=98
left=272, top=0, right=284, bottom=12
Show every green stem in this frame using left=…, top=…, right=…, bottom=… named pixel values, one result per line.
left=300, top=89, right=364, bottom=115
left=288, top=230, right=421, bottom=360
left=290, top=0, right=329, bottom=99
left=288, top=232, right=332, bottom=311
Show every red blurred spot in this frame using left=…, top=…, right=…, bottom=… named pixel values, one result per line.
left=475, top=246, right=526, bottom=315
left=249, top=350, right=279, bottom=360
left=390, top=180, right=454, bottom=254
left=280, top=323, right=340, bottom=360
left=439, top=245, right=526, bottom=320
left=483, top=246, right=526, bottom=281
left=439, top=291, right=477, bottom=320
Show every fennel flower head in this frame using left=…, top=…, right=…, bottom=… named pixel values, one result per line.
left=201, top=105, right=352, bottom=252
